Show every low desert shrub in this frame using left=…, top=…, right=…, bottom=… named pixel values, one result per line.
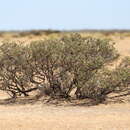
left=0, top=42, right=37, bottom=98
left=26, top=34, right=119, bottom=99
left=1, top=33, right=129, bottom=104
left=79, top=56, right=130, bottom=103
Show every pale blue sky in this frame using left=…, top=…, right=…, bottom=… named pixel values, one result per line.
left=0, top=0, right=130, bottom=30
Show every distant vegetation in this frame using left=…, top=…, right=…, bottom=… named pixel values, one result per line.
left=17, top=30, right=61, bottom=37
left=0, top=29, right=130, bottom=38
left=0, top=33, right=129, bottom=104
left=0, top=30, right=61, bottom=38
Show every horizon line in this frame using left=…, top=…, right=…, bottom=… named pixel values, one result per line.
left=1, top=28, right=130, bottom=32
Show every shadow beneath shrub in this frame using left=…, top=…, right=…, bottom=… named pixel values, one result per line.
left=0, top=97, right=39, bottom=105
left=0, top=96, right=99, bottom=107
left=0, top=91, right=130, bottom=107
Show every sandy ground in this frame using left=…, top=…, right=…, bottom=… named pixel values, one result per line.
left=0, top=103, right=130, bottom=130
left=114, top=37, right=130, bottom=57
left=0, top=36, right=130, bottom=130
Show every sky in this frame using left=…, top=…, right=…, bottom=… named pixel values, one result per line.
left=0, top=0, right=130, bottom=30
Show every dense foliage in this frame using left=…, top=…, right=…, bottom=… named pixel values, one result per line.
left=0, top=34, right=129, bottom=103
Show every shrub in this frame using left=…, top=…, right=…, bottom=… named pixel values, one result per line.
left=79, top=57, right=130, bottom=103
left=27, top=34, right=119, bottom=98
left=0, top=33, right=122, bottom=102
left=0, top=42, right=37, bottom=98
